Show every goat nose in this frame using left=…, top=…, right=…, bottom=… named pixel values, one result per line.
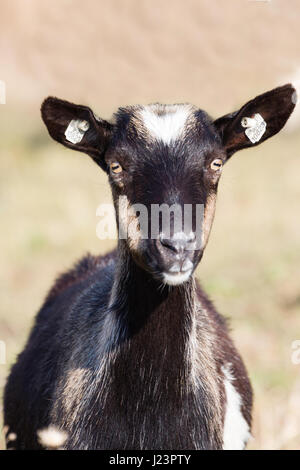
left=159, top=232, right=195, bottom=254
left=160, top=237, right=182, bottom=254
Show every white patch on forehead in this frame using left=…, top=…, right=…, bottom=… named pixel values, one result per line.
left=140, top=104, right=193, bottom=144
left=222, top=363, right=251, bottom=450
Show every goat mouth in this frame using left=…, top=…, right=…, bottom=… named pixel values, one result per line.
left=162, top=268, right=193, bottom=286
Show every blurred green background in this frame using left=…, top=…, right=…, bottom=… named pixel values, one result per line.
left=1, top=0, right=300, bottom=450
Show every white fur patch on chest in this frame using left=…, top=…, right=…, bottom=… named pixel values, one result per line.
left=140, top=104, right=192, bottom=145
left=222, top=363, right=251, bottom=450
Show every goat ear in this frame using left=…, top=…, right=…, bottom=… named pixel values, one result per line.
left=41, top=97, right=113, bottom=171
left=213, top=84, right=297, bottom=159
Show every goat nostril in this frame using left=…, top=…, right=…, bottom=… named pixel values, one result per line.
left=158, top=232, right=197, bottom=255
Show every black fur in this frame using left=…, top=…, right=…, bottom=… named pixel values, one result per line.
left=3, top=85, right=296, bottom=449
left=4, top=249, right=251, bottom=449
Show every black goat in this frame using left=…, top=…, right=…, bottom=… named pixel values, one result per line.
left=3, top=84, right=296, bottom=449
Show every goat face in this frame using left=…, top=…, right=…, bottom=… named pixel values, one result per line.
left=104, top=104, right=224, bottom=285
left=41, top=85, right=296, bottom=285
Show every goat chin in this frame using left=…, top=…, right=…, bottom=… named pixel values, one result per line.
left=162, top=269, right=192, bottom=286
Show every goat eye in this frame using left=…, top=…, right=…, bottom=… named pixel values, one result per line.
left=210, top=158, right=223, bottom=171
left=110, top=162, right=123, bottom=174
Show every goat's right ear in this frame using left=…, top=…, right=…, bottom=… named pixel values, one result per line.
left=41, top=97, right=113, bottom=171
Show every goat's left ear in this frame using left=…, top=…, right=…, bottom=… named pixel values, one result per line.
left=41, top=97, right=113, bottom=171
left=213, top=84, right=297, bottom=159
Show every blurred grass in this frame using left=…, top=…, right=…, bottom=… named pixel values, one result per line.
left=1, top=0, right=300, bottom=452
left=1, top=107, right=300, bottom=450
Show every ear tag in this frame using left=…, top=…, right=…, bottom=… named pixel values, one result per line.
left=241, top=113, right=266, bottom=143
left=65, top=119, right=90, bottom=144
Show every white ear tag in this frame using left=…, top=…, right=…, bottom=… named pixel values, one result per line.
left=65, top=119, right=90, bottom=144
left=241, top=113, right=266, bottom=144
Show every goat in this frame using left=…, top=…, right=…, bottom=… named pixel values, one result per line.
left=3, top=84, right=296, bottom=450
